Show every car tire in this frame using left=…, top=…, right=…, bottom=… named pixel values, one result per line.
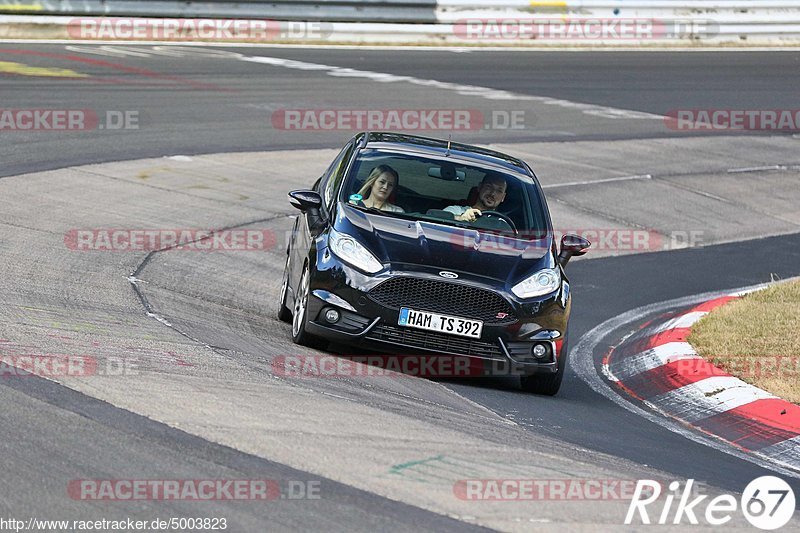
left=519, top=339, right=567, bottom=396
left=278, top=253, right=292, bottom=323
left=291, top=263, right=327, bottom=349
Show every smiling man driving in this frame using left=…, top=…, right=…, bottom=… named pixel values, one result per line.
left=444, top=174, right=507, bottom=222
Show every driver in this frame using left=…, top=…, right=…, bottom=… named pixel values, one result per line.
left=444, top=174, right=507, bottom=222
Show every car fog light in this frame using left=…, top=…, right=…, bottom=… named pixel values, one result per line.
left=324, top=308, right=341, bottom=324
left=532, top=343, right=549, bottom=359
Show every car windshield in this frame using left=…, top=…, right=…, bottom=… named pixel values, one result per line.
left=340, top=149, right=549, bottom=236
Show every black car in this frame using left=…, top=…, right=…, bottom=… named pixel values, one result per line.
left=279, top=132, right=590, bottom=395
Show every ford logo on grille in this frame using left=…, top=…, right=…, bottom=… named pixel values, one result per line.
left=438, top=271, right=458, bottom=279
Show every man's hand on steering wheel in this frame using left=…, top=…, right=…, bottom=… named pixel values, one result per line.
left=456, top=207, right=482, bottom=222
left=478, top=210, right=518, bottom=234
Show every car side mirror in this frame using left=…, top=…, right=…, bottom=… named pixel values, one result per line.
left=288, top=190, right=325, bottom=231
left=288, top=190, right=322, bottom=212
left=558, top=234, right=591, bottom=268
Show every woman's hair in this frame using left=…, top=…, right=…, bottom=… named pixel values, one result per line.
left=357, top=165, right=399, bottom=199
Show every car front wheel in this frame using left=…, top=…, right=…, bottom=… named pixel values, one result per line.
left=291, top=263, right=326, bottom=349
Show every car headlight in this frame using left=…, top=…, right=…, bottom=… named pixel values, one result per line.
left=328, top=229, right=383, bottom=274
left=511, top=268, right=561, bottom=299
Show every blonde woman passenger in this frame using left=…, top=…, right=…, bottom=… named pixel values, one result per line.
left=356, top=165, right=405, bottom=213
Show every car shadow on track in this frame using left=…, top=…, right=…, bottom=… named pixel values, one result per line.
left=327, top=341, right=525, bottom=392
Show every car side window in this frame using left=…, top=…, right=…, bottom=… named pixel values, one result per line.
left=323, top=142, right=354, bottom=210
left=316, top=145, right=347, bottom=196
left=316, top=152, right=341, bottom=195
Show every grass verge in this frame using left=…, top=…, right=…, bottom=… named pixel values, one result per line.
left=688, top=279, right=800, bottom=405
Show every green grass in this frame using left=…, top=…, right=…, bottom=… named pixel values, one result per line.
left=689, top=279, right=800, bottom=405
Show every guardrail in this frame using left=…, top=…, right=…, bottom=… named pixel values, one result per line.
left=1, top=1, right=799, bottom=44
left=436, top=0, right=800, bottom=41
left=0, top=0, right=439, bottom=23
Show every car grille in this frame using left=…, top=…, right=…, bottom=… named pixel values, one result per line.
left=366, top=324, right=504, bottom=360
left=367, top=277, right=517, bottom=324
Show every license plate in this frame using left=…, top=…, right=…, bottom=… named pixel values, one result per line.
left=398, top=307, right=483, bottom=339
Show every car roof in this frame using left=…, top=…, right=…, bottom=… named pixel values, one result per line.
left=358, top=132, right=533, bottom=177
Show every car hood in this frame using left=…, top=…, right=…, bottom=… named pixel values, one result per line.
left=334, top=205, right=554, bottom=284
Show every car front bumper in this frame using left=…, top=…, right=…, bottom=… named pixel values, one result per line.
left=304, top=248, right=570, bottom=378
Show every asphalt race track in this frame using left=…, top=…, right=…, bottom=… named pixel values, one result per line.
left=4, top=45, right=800, bottom=178
left=1, top=44, right=800, bottom=531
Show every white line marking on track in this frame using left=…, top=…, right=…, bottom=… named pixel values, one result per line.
left=146, top=311, right=173, bottom=328
left=729, top=284, right=770, bottom=297
left=65, top=44, right=246, bottom=59
left=727, top=165, right=785, bottom=173
left=571, top=283, right=800, bottom=478
left=64, top=44, right=154, bottom=57
left=239, top=55, right=663, bottom=119
left=542, top=174, right=652, bottom=189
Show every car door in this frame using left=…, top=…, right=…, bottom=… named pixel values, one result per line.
left=287, top=139, right=356, bottom=305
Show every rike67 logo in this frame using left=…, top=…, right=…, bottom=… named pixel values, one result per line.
left=626, top=477, right=796, bottom=530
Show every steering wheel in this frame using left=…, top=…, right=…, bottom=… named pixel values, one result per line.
left=478, top=210, right=518, bottom=234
